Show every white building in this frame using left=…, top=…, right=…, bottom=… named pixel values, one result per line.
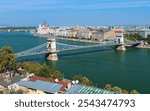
left=37, top=23, right=54, bottom=35
left=77, top=31, right=92, bottom=39
left=57, top=30, right=67, bottom=37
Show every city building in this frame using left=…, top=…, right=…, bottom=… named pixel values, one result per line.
left=36, top=22, right=54, bottom=35
left=57, top=30, right=67, bottom=37
left=0, top=75, right=28, bottom=92
left=105, top=30, right=116, bottom=40
left=17, top=76, right=72, bottom=94
left=91, top=31, right=104, bottom=41
left=66, top=30, right=77, bottom=38
left=77, top=31, right=92, bottom=39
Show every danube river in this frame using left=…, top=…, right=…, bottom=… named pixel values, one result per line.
left=0, top=32, right=150, bottom=93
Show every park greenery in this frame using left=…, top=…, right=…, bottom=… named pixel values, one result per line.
left=124, top=33, right=141, bottom=41
left=0, top=46, right=16, bottom=74
left=16, top=62, right=63, bottom=80
left=125, top=33, right=150, bottom=44
left=0, top=46, right=140, bottom=94
left=104, top=84, right=140, bottom=94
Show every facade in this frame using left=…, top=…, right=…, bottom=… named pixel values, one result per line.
left=66, top=30, right=77, bottom=38
left=90, top=29, right=119, bottom=41
left=91, top=31, right=105, bottom=41
left=77, top=31, right=92, bottom=39
left=57, top=30, right=67, bottom=37
left=104, top=30, right=116, bottom=40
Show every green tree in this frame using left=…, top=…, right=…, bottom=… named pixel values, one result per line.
left=51, top=71, right=62, bottom=80
left=104, top=84, right=112, bottom=91
left=0, top=46, right=16, bottom=73
left=39, top=64, right=51, bottom=77
left=121, top=89, right=129, bottom=94
left=124, top=33, right=141, bottom=41
left=130, top=90, right=140, bottom=94
left=73, top=74, right=95, bottom=86
left=15, top=62, right=52, bottom=76
left=111, top=86, right=122, bottom=93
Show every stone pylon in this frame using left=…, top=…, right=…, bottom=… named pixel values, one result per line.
left=116, top=33, right=126, bottom=51
left=47, top=38, right=58, bottom=61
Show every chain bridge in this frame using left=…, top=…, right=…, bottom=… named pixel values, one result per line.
left=16, top=37, right=140, bottom=60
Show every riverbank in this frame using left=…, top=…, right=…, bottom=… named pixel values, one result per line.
left=31, top=31, right=100, bottom=44
left=136, top=45, right=150, bottom=49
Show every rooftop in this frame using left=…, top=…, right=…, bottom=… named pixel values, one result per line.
left=0, top=75, right=27, bottom=87
left=17, top=80, right=63, bottom=93
left=29, top=76, right=69, bottom=91
left=65, top=84, right=114, bottom=94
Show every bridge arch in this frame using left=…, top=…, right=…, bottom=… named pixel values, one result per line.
left=115, top=33, right=126, bottom=51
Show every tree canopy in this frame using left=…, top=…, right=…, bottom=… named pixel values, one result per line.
left=51, top=71, right=63, bottom=80
left=124, top=33, right=141, bottom=41
left=73, top=74, right=95, bottom=86
left=104, top=84, right=140, bottom=94
left=0, top=46, right=16, bottom=73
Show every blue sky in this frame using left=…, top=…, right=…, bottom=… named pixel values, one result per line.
left=0, top=0, right=150, bottom=26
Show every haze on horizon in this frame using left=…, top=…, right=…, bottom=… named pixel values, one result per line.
left=0, top=0, right=150, bottom=26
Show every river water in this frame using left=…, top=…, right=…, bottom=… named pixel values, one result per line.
left=0, top=31, right=150, bottom=93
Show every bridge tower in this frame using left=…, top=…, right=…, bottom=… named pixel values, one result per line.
left=116, top=31, right=126, bottom=51
left=47, top=38, right=58, bottom=61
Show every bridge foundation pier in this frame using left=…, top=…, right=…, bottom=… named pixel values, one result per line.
left=115, top=31, right=126, bottom=51
left=47, top=53, right=58, bottom=61
left=116, top=45, right=126, bottom=51
left=47, top=38, right=58, bottom=61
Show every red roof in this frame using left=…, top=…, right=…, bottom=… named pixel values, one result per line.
left=29, top=76, right=70, bottom=91
left=29, top=76, right=53, bottom=82
left=58, top=81, right=69, bottom=91
left=114, top=30, right=124, bottom=33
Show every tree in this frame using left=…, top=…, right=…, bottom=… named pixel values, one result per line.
left=111, top=86, right=122, bottom=93
left=73, top=74, right=95, bottom=86
left=0, top=46, right=16, bottom=73
left=124, top=33, right=141, bottom=41
left=121, top=89, right=129, bottom=94
left=15, top=62, right=52, bottom=76
left=39, top=64, right=51, bottom=77
left=15, top=62, right=42, bottom=75
left=130, top=90, right=140, bottom=94
left=51, top=71, right=62, bottom=80
left=104, top=84, right=112, bottom=91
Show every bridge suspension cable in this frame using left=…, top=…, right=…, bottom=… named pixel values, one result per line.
left=16, top=38, right=140, bottom=58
